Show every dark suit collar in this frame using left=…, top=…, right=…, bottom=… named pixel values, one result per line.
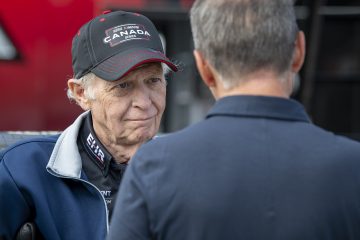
left=207, top=95, right=311, bottom=123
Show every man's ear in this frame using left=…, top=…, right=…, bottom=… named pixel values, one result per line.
left=193, top=50, right=217, bottom=88
left=291, top=31, right=306, bottom=73
left=67, top=79, right=91, bottom=110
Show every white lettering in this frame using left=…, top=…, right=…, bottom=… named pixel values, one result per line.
left=126, top=25, right=138, bottom=29
left=86, top=133, right=105, bottom=162
left=125, top=35, right=136, bottom=39
left=120, top=30, right=128, bottom=36
left=101, top=190, right=111, bottom=197
left=87, top=133, right=94, bottom=146
left=103, top=36, right=111, bottom=43
left=98, top=150, right=105, bottom=161
left=113, top=27, right=123, bottom=32
left=103, top=25, right=151, bottom=45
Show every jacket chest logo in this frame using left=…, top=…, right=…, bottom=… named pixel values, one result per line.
left=86, top=133, right=105, bottom=162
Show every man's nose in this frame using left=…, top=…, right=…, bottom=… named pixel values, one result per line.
left=132, top=85, right=152, bottom=109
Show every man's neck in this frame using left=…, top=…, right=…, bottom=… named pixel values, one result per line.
left=214, top=71, right=293, bottom=100
left=100, top=140, right=141, bottom=164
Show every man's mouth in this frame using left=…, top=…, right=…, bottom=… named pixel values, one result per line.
left=125, top=116, right=155, bottom=122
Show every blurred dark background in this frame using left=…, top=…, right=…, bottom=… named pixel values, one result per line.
left=0, top=0, right=359, bottom=142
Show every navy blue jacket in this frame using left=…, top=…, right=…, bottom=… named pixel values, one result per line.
left=0, top=112, right=108, bottom=240
left=108, top=95, right=360, bottom=240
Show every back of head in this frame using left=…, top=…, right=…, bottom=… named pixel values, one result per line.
left=190, top=0, right=298, bottom=87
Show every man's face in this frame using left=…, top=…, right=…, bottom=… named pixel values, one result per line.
left=88, top=63, right=166, bottom=145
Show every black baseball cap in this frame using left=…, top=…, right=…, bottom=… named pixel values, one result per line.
left=72, top=10, right=178, bottom=81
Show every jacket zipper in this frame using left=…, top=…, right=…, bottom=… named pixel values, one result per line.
left=47, top=170, right=109, bottom=233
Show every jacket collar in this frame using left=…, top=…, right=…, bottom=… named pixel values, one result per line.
left=46, top=111, right=89, bottom=179
left=207, top=95, right=311, bottom=123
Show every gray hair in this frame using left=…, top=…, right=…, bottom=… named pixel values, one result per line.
left=190, top=0, right=299, bottom=88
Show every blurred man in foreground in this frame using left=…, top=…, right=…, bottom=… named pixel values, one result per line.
left=0, top=10, right=177, bottom=240
left=108, top=0, right=360, bottom=239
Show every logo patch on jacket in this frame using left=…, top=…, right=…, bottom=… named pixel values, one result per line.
left=86, top=133, right=105, bottom=163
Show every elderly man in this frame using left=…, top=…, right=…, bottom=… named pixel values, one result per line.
left=108, top=0, right=360, bottom=239
left=0, top=10, right=177, bottom=240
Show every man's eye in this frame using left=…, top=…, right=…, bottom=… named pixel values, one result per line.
left=148, top=78, right=162, bottom=84
left=117, top=82, right=130, bottom=89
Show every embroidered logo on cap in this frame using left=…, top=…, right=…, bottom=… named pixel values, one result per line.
left=103, top=24, right=151, bottom=47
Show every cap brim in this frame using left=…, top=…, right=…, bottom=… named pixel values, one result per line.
left=91, top=48, right=178, bottom=81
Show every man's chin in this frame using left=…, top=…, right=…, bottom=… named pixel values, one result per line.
left=126, top=130, right=155, bottom=145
